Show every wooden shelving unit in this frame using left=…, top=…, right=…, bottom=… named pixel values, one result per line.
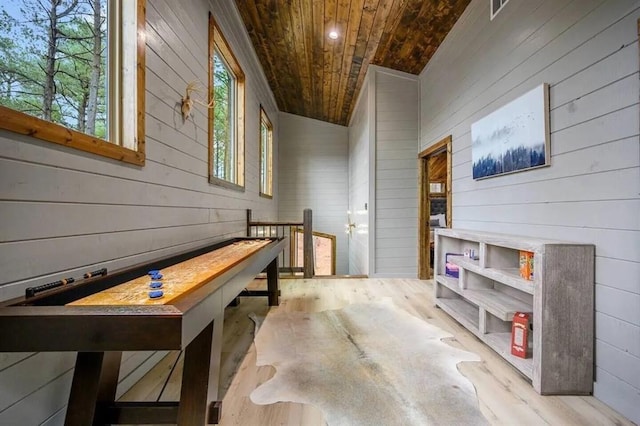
left=433, top=228, right=595, bottom=395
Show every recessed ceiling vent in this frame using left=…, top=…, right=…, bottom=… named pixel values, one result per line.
left=491, top=0, right=510, bottom=20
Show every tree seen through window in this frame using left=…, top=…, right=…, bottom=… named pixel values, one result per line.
left=212, top=51, right=235, bottom=182
left=0, top=0, right=108, bottom=139
left=208, top=14, right=244, bottom=188
left=260, top=107, right=272, bottom=197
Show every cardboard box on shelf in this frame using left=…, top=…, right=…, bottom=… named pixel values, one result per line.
left=519, top=251, right=534, bottom=280
left=511, top=312, right=530, bottom=358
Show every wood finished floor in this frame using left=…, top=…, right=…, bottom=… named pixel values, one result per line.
left=122, top=278, right=633, bottom=425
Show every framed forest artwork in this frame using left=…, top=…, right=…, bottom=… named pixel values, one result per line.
left=471, top=83, right=550, bottom=179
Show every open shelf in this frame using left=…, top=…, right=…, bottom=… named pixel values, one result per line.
left=436, top=300, right=533, bottom=379
left=448, top=256, right=480, bottom=270
left=448, top=257, right=534, bottom=295
left=435, top=274, right=461, bottom=294
left=435, top=297, right=479, bottom=332
left=484, top=332, right=533, bottom=379
left=433, top=228, right=595, bottom=395
left=436, top=274, right=531, bottom=320
left=486, top=268, right=534, bottom=294
left=463, top=289, right=531, bottom=321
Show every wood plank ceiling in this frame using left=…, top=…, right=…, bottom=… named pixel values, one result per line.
left=235, top=0, right=471, bottom=126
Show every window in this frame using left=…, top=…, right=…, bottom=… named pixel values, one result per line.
left=0, top=0, right=145, bottom=165
left=259, top=107, right=273, bottom=197
left=209, top=13, right=244, bottom=189
left=490, top=0, right=510, bottom=20
left=429, top=182, right=445, bottom=194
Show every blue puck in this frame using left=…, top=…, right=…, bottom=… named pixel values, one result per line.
left=150, top=273, right=163, bottom=280
left=148, top=290, right=164, bottom=298
left=150, top=281, right=163, bottom=289
left=148, top=270, right=160, bottom=276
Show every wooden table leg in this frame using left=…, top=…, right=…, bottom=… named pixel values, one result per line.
left=207, top=315, right=224, bottom=423
left=267, top=258, right=279, bottom=306
left=177, top=316, right=224, bottom=425
left=65, top=351, right=122, bottom=426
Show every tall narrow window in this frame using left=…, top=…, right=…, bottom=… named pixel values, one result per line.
left=0, top=0, right=145, bottom=165
left=209, top=14, right=244, bottom=189
left=260, top=107, right=273, bottom=197
left=212, top=52, right=236, bottom=181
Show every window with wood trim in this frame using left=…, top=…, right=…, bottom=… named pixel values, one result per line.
left=259, top=107, right=273, bottom=197
left=0, top=0, right=145, bottom=165
left=209, top=14, right=244, bottom=189
left=490, top=0, right=510, bottom=20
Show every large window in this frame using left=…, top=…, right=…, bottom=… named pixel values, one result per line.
left=209, top=13, right=244, bottom=188
left=0, top=0, right=145, bottom=165
left=259, top=106, right=273, bottom=197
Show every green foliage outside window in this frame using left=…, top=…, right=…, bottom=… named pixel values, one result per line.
left=260, top=108, right=272, bottom=196
left=0, top=0, right=108, bottom=139
left=212, top=51, right=235, bottom=182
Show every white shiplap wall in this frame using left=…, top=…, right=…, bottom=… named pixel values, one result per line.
left=373, top=67, right=420, bottom=277
left=419, top=0, right=640, bottom=422
left=278, top=112, right=349, bottom=275
left=348, top=80, right=371, bottom=275
left=0, top=0, right=278, bottom=423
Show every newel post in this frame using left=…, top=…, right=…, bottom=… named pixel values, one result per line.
left=246, top=209, right=252, bottom=237
left=303, top=209, right=314, bottom=278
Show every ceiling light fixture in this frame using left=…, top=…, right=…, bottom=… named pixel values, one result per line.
left=328, top=30, right=338, bottom=40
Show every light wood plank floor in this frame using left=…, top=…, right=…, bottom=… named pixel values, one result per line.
left=122, top=278, right=633, bottom=425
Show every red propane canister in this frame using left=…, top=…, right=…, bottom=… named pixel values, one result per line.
left=510, top=312, right=530, bottom=358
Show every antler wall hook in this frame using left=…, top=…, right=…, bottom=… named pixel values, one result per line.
left=181, top=81, right=214, bottom=121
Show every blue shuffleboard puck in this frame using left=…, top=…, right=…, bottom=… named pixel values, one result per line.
left=150, top=273, right=163, bottom=280
left=148, top=290, right=164, bottom=299
left=150, top=281, right=163, bottom=289
left=148, top=270, right=160, bottom=276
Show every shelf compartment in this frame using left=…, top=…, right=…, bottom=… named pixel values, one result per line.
left=435, top=274, right=462, bottom=294
left=437, top=273, right=531, bottom=320
left=434, top=234, right=480, bottom=276
left=479, top=308, right=511, bottom=334
left=436, top=297, right=479, bottom=332
left=483, top=332, right=533, bottom=379
left=484, top=244, right=520, bottom=269
left=485, top=268, right=534, bottom=295
left=448, top=257, right=534, bottom=295
left=463, top=289, right=531, bottom=321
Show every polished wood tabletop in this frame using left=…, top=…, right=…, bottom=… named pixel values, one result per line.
left=69, top=240, right=271, bottom=306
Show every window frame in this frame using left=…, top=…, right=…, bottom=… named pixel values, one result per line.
left=0, top=0, right=146, bottom=165
left=259, top=106, right=273, bottom=198
left=208, top=13, right=245, bottom=190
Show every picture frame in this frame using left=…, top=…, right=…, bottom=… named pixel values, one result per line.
left=429, top=182, right=445, bottom=194
left=471, top=83, right=550, bottom=180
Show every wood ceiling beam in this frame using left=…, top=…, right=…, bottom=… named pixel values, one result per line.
left=327, top=0, right=351, bottom=123
left=345, top=0, right=394, bottom=123
left=286, top=0, right=313, bottom=117
left=322, top=0, right=337, bottom=123
left=334, top=0, right=365, bottom=125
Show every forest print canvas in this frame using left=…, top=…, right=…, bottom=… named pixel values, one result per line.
left=471, top=84, right=550, bottom=179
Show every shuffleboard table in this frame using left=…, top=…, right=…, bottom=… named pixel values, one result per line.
left=0, top=237, right=287, bottom=425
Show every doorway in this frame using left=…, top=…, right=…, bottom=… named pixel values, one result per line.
left=291, top=228, right=337, bottom=276
left=418, top=135, right=452, bottom=279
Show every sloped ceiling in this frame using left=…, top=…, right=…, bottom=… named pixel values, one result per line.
left=235, top=0, right=471, bottom=126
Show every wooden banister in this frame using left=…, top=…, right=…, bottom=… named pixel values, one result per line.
left=246, top=209, right=314, bottom=278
